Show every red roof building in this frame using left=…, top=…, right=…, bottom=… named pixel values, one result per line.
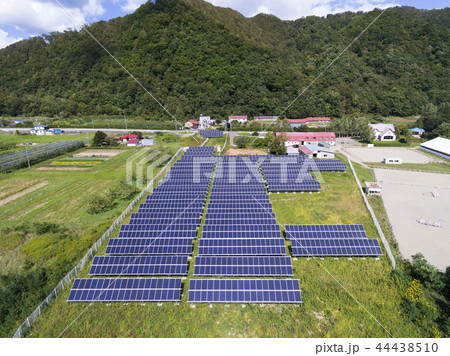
left=277, top=132, right=336, bottom=146
left=121, top=134, right=139, bottom=141
left=185, top=119, right=199, bottom=129
left=304, top=117, right=330, bottom=122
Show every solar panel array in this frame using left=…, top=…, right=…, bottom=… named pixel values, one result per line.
left=69, top=146, right=216, bottom=302
left=191, top=155, right=302, bottom=303
left=260, top=157, right=321, bottom=192
left=286, top=224, right=383, bottom=257
left=200, top=130, right=224, bottom=138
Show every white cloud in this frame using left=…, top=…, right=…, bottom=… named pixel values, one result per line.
left=120, top=0, right=148, bottom=12
left=0, top=29, right=23, bottom=49
left=0, top=0, right=106, bottom=34
left=207, top=1, right=396, bottom=20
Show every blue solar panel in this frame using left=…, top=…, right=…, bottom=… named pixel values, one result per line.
left=89, top=256, right=188, bottom=276
left=68, top=278, right=182, bottom=302
left=187, top=279, right=302, bottom=303
left=118, top=231, right=197, bottom=238
left=194, top=256, right=293, bottom=276
left=106, top=238, right=193, bottom=255
left=291, top=238, right=383, bottom=256
left=198, top=238, right=286, bottom=255
left=202, top=225, right=280, bottom=232
left=202, top=231, right=282, bottom=239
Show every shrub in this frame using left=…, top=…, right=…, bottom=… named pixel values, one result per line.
left=234, top=136, right=248, bottom=149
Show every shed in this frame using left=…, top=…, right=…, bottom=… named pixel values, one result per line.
left=365, top=182, right=382, bottom=195
left=383, top=157, right=402, bottom=164
left=127, top=138, right=139, bottom=147
left=286, top=146, right=299, bottom=155
left=304, top=144, right=335, bottom=159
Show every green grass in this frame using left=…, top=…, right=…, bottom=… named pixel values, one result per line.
left=0, top=133, right=92, bottom=145
left=365, top=162, right=450, bottom=174
left=24, top=154, right=425, bottom=338
left=0, top=138, right=187, bottom=336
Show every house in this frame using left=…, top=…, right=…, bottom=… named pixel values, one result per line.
left=288, top=117, right=330, bottom=128
left=141, top=139, right=155, bottom=146
left=288, top=119, right=308, bottom=128
left=369, top=123, right=396, bottom=141
left=277, top=132, right=336, bottom=147
left=304, top=117, right=331, bottom=124
left=228, top=116, right=248, bottom=124
left=185, top=119, right=199, bottom=129
left=30, top=124, right=53, bottom=135
left=121, top=134, right=139, bottom=143
left=199, top=115, right=214, bottom=129
left=127, top=138, right=139, bottom=147
left=420, top=137, right=450, bottom=160
left=304, top=144, right=335, bottom=159
left=364, top=182, right=382, bottom=195
left=254, top=116, right=278, bottom=121
left=410, top=127, right=425, bottom=137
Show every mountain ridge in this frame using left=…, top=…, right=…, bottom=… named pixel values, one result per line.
left=0, top=0, right=448, bottom=120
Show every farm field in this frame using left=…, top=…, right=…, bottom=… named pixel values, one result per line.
left=24, top=155, right=425, bottom=338
left=0, top=134, right=201, bottom=336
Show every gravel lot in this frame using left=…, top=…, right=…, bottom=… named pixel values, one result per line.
left=346, top=147, right=432, bottom=164
left=375, top=169, right=450, bottom=271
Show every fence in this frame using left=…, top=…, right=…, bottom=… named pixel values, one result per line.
left=348, top=159, right=396, bottom=269
left=369, top=165, right=450, bottom=175
left=12, top=147, right=185, bottom=338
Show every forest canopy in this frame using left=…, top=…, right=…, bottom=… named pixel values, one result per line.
left=0, top=0, right=448, bottom=120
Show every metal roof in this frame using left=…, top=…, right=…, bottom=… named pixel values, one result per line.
left=420, top=137, right=450, bottom=156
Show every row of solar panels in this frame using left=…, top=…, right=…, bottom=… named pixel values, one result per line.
left=200, top=130, right=223, bottom=138
left=88, top=256, right=293, bottom=276
left=68, top=278, right=302, bottom=303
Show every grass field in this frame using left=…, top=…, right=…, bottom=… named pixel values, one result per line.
left=0, top=132, right=201, bottom=336
left=365, top=162, right=450, bottom=174
left=23, top=154, right=426, bottom=338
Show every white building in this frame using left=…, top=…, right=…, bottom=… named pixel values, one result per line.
left=199, top=115, right=214, bottom=129
left=304, top=144, right=335, bottom=159
left=141, top=139, right=155, bottom=146
left=420, top=137, right=450, bottom=160
left=369, top=123, right=396, bottom=141
left=228, top=116, right=248, bottom=124
left=364, top=182, right=382, bottom=195
left=30, top=124, right=53, bottom=135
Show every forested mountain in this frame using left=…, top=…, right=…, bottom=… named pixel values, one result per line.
left=0, top=0, right=448, bottom=120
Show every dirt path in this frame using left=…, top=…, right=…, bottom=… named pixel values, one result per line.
left=0, top=182, right=48, bottom=207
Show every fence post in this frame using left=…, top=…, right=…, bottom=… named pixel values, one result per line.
left=348, top=159, right=396, bottom=269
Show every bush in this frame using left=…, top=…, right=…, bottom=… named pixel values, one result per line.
left=234, top=136, right=248, bottom=149
left=87, top=195, right=116, bottom=214
left=251, top=131, right=259, bottom=136
left=92, top=131, right=107, bottom=147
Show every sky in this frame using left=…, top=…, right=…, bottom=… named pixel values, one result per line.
left=0, top=0, right=447, bottom=49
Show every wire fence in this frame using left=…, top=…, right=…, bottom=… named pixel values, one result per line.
left=12, top=147, right=185, bottom=338
left=348, top=159, right=396, bottom=269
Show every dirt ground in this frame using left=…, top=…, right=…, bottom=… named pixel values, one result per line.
left=0, top=182, right=48, bottom=207
left=225, top=148, right=267, bottom=155
left=375, top=169, right=450, bottom=271
left=345, top=147, right=433, bottom=164
left=73, top=149, right=125, bottom=158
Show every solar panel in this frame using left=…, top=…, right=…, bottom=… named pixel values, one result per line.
left=187, top=279, right=302, bottom=303
left=198, top=238, right=286, bottom=255
left=200, top=130, right=224, bottom=138
left=89, top=256, right=188, bottom=276
left=202, top=231, right=282, bottom=239
left=118, top=231, right=197, bottom=238
left=204, top=219, right=277, bottom=225
left=194, top=256, right=293, bottom=276
left=68, top=278, right=182, bottom=302
left=291, top=238, right=383, bottom=256
left=202, top=225, right=280, bottom=232
left=106, top=238, right=193, bottom=255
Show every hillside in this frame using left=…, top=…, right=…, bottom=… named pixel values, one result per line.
left=0, top=0, right=448, bottom=120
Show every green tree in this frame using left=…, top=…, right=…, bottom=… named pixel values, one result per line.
left=268, top=134, right=287, bottom=155
left=92, top=131, right=107, bottom=147
left=234, top=136, right=248, bottom=149
left=358, top=120, right=375, bottom=143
